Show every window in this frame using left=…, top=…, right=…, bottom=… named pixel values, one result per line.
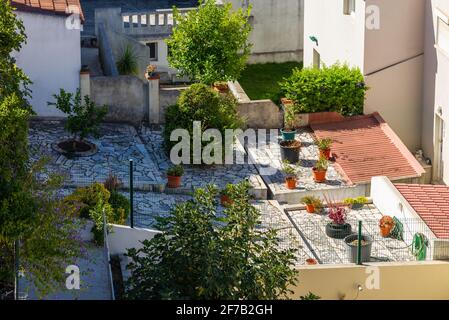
left=141, top=14, right=147, bottom=27
left=313, top=49, right=321, bottom=69
left=167, top=13, right=174, bottom=25
left=132, top=15, right=138, bottom=28
left=344, top=0, right=356, bottom=15
left=123, top=15, right=130, bottom=28
left=437, top=17, right=449, bottom=56
left=158, top=14, right=165, bottom=26
left=147, top=42, right=158, bottom=61
left=149, top=14, right=156, bottom=26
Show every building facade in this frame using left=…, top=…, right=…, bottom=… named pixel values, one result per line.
left=422, top=0, right=449, bottom=184
left=303, top=0, right=426, bottom=151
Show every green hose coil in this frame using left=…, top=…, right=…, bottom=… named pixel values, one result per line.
left=412, top=233, right=429, bottom=261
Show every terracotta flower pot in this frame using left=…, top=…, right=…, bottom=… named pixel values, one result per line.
left=167, top=175, right=182, bottom=188
left=313, top=168, right=327, bottom=183
left=220, top=194, right=233, bottom=207
left=285, top=176, right=297, bottom=189
left=319, top=148, right=331, bottom=160
left=379, top=216, right=395, bottom=238
left=306, top=258, right=318, bottom=265
left=305, top=204, right=315, bottom=214
left=213, top=83, right=229, bottom=94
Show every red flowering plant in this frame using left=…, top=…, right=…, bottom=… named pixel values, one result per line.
left=324, top=194, right=347, bottom=225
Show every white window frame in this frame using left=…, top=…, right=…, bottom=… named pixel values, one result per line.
left=436, top=10, right=449, bottom=57
left=343, top=0, right=356, bottom=16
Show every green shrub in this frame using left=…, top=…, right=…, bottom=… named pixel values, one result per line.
left=117, top=45, right=138, bottom=76
left=167, top=165, right=184, bottom=177
left=163, top=83, right=243, bottom=162
left=109, top=191, right=130, bottom=223
left=280, top=63, right=368, bottom=116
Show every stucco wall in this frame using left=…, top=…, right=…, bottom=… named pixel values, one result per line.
left=107, top=224, right=161, bottom=256
left=422, top=0, right=449, bottom=183
left=227, top=0, right=304, bottom=63
left=364, top=55, right=424, bottom=151
left=238, top=100, right=283, bottom=129
left=291, top=261, right=449, bottom=300
left=14, top=12, right=81, bottom=117
left=303, top=0, right=366, bottom=69
left=90, top=76, right=147, bottom=125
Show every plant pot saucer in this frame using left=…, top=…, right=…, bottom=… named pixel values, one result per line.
left=52, top=139, right=98, bottom=157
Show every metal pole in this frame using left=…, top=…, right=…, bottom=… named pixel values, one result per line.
left=357, top=221, right=362, bottom=265
left=129, top=159, right=134, bottom=228
left=14, top=239, right=20, bottom=300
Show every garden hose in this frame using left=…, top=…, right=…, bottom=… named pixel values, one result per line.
left=412, top=233, right=428, bottom=261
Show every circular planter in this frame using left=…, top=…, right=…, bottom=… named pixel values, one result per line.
left=351, top=203, right=364, bottom=210
left=344, top=234, right=373, bottom=263
left=305, top=204, right=315, bottom=213
left=220, top=194, right=233, bottom=207
left=306, top=258, right=318, bottom=265
left=325, top=222, right=353, bottom=239
left=280, top=140, right=301, bottom=163
left=52, top=139, right=98, bottom=157
left=319, top=148, right=331, bottom=160
left=285, top=176, right=297, bottom=189
left=167, top=175, right=182, bottom=188
left=280, top=128, right=297, bottom=141
left=313, top=168, right=327, bottom=183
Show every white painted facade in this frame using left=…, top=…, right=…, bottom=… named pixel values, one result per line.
left=303, top=0, right=426, bottom=151
left=226, top=0, right=304, bottom=63
left=14, top=11, right=81, bottom=117
left=422, top=0, right=449, bottom=184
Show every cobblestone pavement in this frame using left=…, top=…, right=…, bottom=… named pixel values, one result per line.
left=286, top=205, right=418, bottom=264
left=246, top=128, right=348, bottom=193
left=138, top=126, right=266, bottom=194
left=29, top=121, right=164, bottom=189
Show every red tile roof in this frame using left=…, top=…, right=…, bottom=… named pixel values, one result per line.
left=395, top=184, right=449, bottom=239
left=11, top=0, right=84, bottom=21
left=311, top=112, right=425, bottom=184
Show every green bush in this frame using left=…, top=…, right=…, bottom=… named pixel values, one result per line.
left=109, top=191, right=130, bottom=223
left=116, top=45, right=138, bottom=76
left=163, top=83, right=243, bottom=163
left=280, top=63, right=368, bottom=116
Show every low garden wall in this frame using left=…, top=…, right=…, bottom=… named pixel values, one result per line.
left=159, top=85, right=189, bottom=123
left=107, top=224, right=161, bottom=256
left=238, top=100, right=283, bottom=129
left=91, top=75, right=148, bottom=125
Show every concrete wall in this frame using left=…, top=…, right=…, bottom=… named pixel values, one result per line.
left=14, top=12, right=81, bottom=117
left=107, top=224, right=161, bottom=256
left=364, top=55, right=424, bottom=151
left=422, top=0, right=449, bottom=183
left=291, top=261, right=449, bottom=300
left=303, top=0, right=366, bottom=69
left=227, top=0, right=304, bottom=63
left=90, top=76, right=148, bottom=125
left=238, top=100, right=283, bottom=129
left=159, top=85, right=188, bottom=123
left=97, top=23, right=119, bottom=76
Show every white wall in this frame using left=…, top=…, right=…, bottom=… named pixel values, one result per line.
left=303, top=0, right=366, bottom=69
left=107, top=224, right=161, bottom=256
left=14, top=12, right=81, bottom=117
left=422, top=0, right=449, bottom=183
left=227, top=0, right=304, bottom=63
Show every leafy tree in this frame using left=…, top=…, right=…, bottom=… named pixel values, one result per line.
left=167, top=0, right=252, bottom=85
left=1, top=1, right=85, bottom=299
left=163, top=83, right=243, bottom=162
left=48, top=88, right=108, bottom=142
left=125, top=181, right=298, bottom=300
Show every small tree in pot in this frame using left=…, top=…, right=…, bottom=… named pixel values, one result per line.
left=167, top=165, right=184, bottom=188
left=47, top=89, right=108, bottom=155
left=282, top=160, right=298, bottom=190
left=280, top=105, right=297, bottom=141
left=316, top=138, right=333, bottom=160
left=312, top=156, right=328, bottom=183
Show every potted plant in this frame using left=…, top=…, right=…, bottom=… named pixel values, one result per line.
left=316, top=138, right=333, bottom=160
left=301, top=196, right=322, bottom=214
left=167, top=165, right=184, bottom=188
left=344, top=196, right=368, bottom=210
left=282, top=160, right=298, bottom=190
left=344, top=234, right=373, bottom=263
left=145, top=64, right=158, bottom=80
left=213, top=81, right=229, bottom=94
left=313, top=156, right=328, bottom=183
left=220, top=184, right=234, bottom=207
left=379, top=215, right=395, bottom=238
left=325, top=200, right=352, bottom=239
left=280, top=105, right=297, bottom=141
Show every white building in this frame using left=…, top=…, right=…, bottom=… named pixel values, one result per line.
left=422, top=0, right=449, bottom=184
left=226, top=0, right=304, bottom=64
left=303, top=0, right=426, bottom=151
left=12, top=0, right=83, bottom=117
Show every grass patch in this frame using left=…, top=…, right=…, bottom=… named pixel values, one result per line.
left=238, top=61, right=303, bottom=103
